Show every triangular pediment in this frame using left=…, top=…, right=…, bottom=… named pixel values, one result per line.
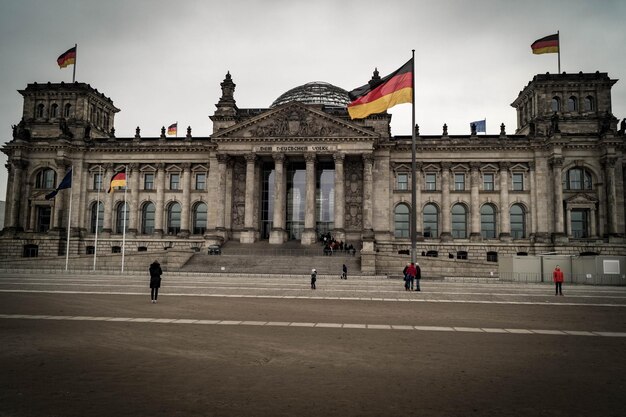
left=565, top=193, right=598, bottom=204
left=212, top=102, right=379, bottom=141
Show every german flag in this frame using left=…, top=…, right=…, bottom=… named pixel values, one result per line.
left=347, top=58, right=413, bottom=119
left=107, top=171, right=126, bottom=193
left=531, top=34, right=559, bottom=55
left=167, top=123, right=177, bottom=136
left=57, top=46, right=77, bottom=68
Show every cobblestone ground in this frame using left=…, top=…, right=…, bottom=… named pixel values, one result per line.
left=1, top=271, right=625, bottom=417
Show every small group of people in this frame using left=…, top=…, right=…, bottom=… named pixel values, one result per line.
left=402, top=262, right=421, bottom=291
left=321, top=232, right=356, bottom=256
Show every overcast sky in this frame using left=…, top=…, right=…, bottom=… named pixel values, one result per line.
left=1, top=0, right=625, bottom=201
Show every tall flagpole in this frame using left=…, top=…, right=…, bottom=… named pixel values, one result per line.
left=93, top=166, right=102, bottom=271
left=410, top=49, right=417, bottom=264
left=121, top=166, right=128, bottom=272
left=557, top=31, right=561, bottom=74
left=176, top=121, right=178, bottom=138
left=64, top=167, right=74, bottom=271
left=72, top=43, right=77, bottom=83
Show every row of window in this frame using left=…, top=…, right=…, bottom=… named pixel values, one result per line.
left=93, top=172, right=207, bottom=191
left=36, top=103, right=72, bottom=119
left=395, top=167, right=594, bottom=192
left=394, top=203, right=527, bottom=239
left=90, top=201, right=208, bottom=235
left=551, top=95, right=594, bottom=113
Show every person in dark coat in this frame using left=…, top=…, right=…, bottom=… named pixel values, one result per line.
left=311, top=268, right=317, bottom=289
left=149, top=260, right=163, bottom=303
left=414, top=262, right=422, bottom=291
left=342, top=264, right=347, bottom=280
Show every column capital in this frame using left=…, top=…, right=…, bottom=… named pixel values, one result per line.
left=415, top=161, right=423, bottom=171
left=155, top=163, right=165, bottom=170
left=10, top=158, right=28, bottom=170
left=244, top=153, right=257, bottom=163
left=470, top=162, right=481, bottom=171
left=601, top=156, right=618, bottom=168
left=216, top=153, right=230, bottom=164
left=181, top=162, right=192, bottom=170
left=499, top=161, right=511, bottom=171
left=528, top=160, right=536, bottom=170
left=333, top=152, right=345, bottom=163
left=272, top=153, right=285, bottom=163
left=549, top=156, right=564, bottom=168
left=304, top=153, right=317, bottom=163
left=362, top=153, right=374, bottom=165
left=127, top=163, right=139, bottom=172
left=441, top=161, right=452, bottom=170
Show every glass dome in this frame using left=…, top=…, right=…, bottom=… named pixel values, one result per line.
left=270, top=81, right=350, bottom=108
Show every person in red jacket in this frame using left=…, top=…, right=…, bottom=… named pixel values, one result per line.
left=553, top=265, right=564, bottom=296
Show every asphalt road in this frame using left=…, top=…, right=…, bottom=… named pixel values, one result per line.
left=1, top=272, right=625, bottom=417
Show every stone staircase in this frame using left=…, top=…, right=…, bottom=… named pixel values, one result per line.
left=181, top=241, right=361, bottom=276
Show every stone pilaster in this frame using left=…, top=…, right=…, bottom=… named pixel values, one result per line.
left=603, top=156, right=619, bottom=236
left=415, top=162, right=423, bottom=240
left=128, top=163, right=140, bottom=237
left=362, top=153, right=374, bottom=240
left=179, top=163, right=191, bottom=238
left=333, top=152, right=345, bottom=241
left=240, top=154, right=257, bottom=243
left=499, top=161, right=511, bottom=241
left=270, top=153, right=287, bottom=244
left=102, top=164, right=114, bottom=237
left=469, top=162, right=481, bottom=241
left=440, top=162, right=452, bottom=241
left=301, top=153, right=317, bottom=245
left=215, top=154, right=229, bottom=235
left=154, top=163, right=165, bottom=237
left=550, top=156, right=566, bottom=242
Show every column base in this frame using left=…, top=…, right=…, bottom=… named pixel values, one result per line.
left=177, top=229, right=190, bottom=239
left=301, top=228, right=317, bottom=245
left=498, top=232, right=512, bottom=242
left=240, top=228, right=257, bottom=244
left=469, top=233, right=482, bottom=242
left=362, top=229, right=375, bottom=241
left=551, top=233, right=569, bottom=244
left=269, top=228, right=287, bottom=244
left=530, top=232, right=551, bottom=243
left=439, top=232, right=453, bottom=242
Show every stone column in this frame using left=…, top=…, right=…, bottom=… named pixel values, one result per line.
left=550, top=156, right=565, bottom=239
left=499, top=161, right=511, bottom=241
left=179, top=163, right=192, bottom=237
left=215, top=154, right=229, bottom=235
left=603, top=156, right=618, bottom=236
left=440, top=162, right=452, bottom=241
left=333, top=152, right=345, bottom=241
left=528, top=161, right=537, bottom=238
left=469, top=162, right=481, bottom=241
left=415, top=162, right=423, bottom=240
left=270, top=153, right=287, bottom=244
left=154, top=163, right=166, bottom=237
left=5, top=159, right=26, bottom=231
left=301, top=153, right=317, bottom=245
left=75, top=160, right=87, bottom=235
left=362, top=153, right=374, bottom=240
left=128, top=163, right=140, bottom=237
left=590, top=208, right=597, bottom=237
left=241, top=154, right=257, bottom=243
left=51, top=161, right=68, bottom=231
left=102, top=164, right=114, bottom=237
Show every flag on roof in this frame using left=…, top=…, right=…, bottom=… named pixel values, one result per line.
left=531, top=33, right=559, bottom=55
left=471, top=119, right=486, bottom=133
left=107, top=170, right=126, bottom=193
left=57, top=46, right=77, bottom=68
left=167, top=123, right=177, bottom=136
left=45, top=169, right=73, bottom=200
left=347, top=58, right=413, bottom=119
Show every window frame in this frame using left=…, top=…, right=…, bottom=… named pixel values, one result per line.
left=512, top=173, right=524, bottom=191
left=144, top=173, right=155, bottom=190
left=195, top=173, right=206, bottom=191
left=394, top=203, right=410, bottom=238
left=425, top=173, right=437, bottom=191
left=454, top=173, right=465, bottom=191
left=396, top=173, right=409, bottom=191
left=169, top=173, right=180, bottom=190
left=483, top=173, right=494, bottom=191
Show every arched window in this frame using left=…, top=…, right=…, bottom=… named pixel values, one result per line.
left=193, top=202, right=207, bottom=235
left=567, top=96, right=577, bottom=112
left=564, top=168, right=592, bottom=190
left=36, top=103, right=45, bottom=118
left=510, top=204, right=526, bottom=239
left=141, top=202, right=155, bottom=234
left=115, top=202, right=129, bottom=234
left=64, top=103, right=72, bottom=117
left=90, top=201, right=104, bottom=234
left=394, top=203, right=410, bottom=238
left=50, top=103, right=58, bottom=118
left=451, top=204, right=467, bottom=239
left=35, top=168, right=56, bottom=189
left=583, top=96, right=594, bottom=112
left=167, top=202, right=181, bottom=235
left=551, top=97, right=560, bottom=112
left=480, top=204, right=496, bottom=239
left=423, top=203, right=439, bottom=238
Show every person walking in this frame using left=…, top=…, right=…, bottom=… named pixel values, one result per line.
left=342, top=264, right=347, bottom=280
left=149, top=260, right=163, bottom=303
left=403, top=262, right=410, bottom=290
left=404, top=262, right=417, bottom=291
left=553, top=265, right=564, bottom=296
left=311, top=268, right=317, bottom=290
left=414, top=262, right=422, bottom=291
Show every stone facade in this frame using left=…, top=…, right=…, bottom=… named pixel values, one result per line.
left=1, top=72, right=625, bottom=270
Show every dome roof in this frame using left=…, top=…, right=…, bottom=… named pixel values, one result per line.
left=270, top=81, right=350, bottom=108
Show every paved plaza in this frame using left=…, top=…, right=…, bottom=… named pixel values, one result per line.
left=1, top=271, right=625, bottom=416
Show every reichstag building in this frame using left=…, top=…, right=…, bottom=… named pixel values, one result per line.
left=1, top=70, right=625, bottom=272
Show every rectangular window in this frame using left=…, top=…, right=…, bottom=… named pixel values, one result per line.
left=571, top=209, right=588, bottom=238
left=425, top=173, right=437, bottom=191
left=93, top=173, right=103, bottom=191
left=483, top=173, right=494, bottom=191
left=170, top=173, right=180, bottom=190
left=144, top=173, right=154, bottom=190
left=195, top=173, right=206, bottom=190
left=397, top=173, right=408, bottom=190
left=512, top=173, right=524, bottom=191
left=454, top=173, right=465, bottom=191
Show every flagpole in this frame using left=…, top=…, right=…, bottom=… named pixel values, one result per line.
left=93, top=166, right=102, bottom=271
left=557, top=31, right=560, bottom=74
left=410, top=49, right=417, bottom=265
left=176, top=121, right=178, bottom=138
left=64, top=167, right=74, bottom=271
left=121, top=166, right=128, bottom=273
left=72, top=43, right=77, bottom=83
